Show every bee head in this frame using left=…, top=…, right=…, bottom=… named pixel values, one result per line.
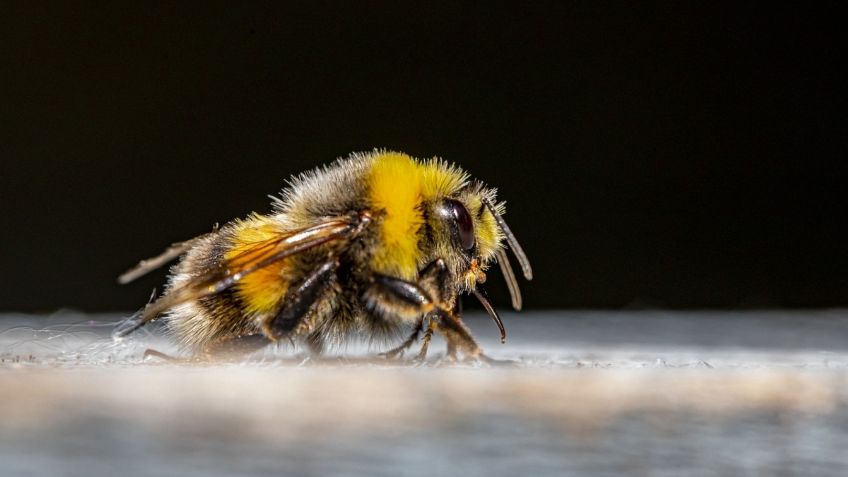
left=425, top=183, right=504, bottom=292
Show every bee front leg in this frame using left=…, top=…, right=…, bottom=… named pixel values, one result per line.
left=417, top=260, right=485, bottom=361
left=435, top=310, right=483, bottom=361
left=411, top=310, right=484, bottom=364
left=365, top=259, right=450, bottom=357
left=367, top=259, right=483, bottom=363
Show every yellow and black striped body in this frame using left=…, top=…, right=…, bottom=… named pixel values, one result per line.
left=161, top=150, right=506, bottom=353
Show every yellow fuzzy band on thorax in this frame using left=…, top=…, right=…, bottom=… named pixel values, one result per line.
left=367, top=152, right=467, bottom=280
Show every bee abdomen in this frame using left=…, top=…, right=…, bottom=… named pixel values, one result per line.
left=164, top=231, right=261, bottom=350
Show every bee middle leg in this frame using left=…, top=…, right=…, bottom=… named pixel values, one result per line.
left=415, top=316, right=438, bottom=361
left=379, top=317, right=423, bottom=359
left=263, top=258, right=339, bottom=342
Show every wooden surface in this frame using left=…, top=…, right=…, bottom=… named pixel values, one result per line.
left=2, top=311, right=848, bottom=476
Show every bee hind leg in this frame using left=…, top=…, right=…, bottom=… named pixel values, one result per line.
left=141, top=334, right=272, bottom=363
left=142, top=348, right=186, bottom=363
left=200, top=334, right=272, bottom=362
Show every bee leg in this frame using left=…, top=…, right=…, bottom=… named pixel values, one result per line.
left=416, top=259, right=452, bottom=304
left=200, top=334, right=271, bottom=361
left=264, top=259, right=339, bottom=341
left=443, top=339, right=458, bottom=363
left=366, top=275, right=434, bottom=361
left=379, top=318, right=422, bottom=359
left=366, top=274, right=434, bottom=317
left=443, top=300, right=462, bottom=362
left=364, top=259, right=454, bottom=363
left=438, top=314, right=516, bottom=366
left=142, top=348, right=186, bottom=363
left=435, top=309, right=483, bottom=361
left=414, top=316, right=438, bottom=363
left=366, top=259, right=451, bottom=317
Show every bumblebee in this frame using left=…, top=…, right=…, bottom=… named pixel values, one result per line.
left=114, top=150, right=532, bottom=362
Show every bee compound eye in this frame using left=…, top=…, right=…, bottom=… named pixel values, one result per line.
left=443, top=199, right=475, bottom=251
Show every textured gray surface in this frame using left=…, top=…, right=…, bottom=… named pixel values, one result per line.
left=2, top=310, right=848, bottom=476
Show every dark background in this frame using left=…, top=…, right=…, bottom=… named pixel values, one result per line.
left=1, top=3, right=844, bottom=312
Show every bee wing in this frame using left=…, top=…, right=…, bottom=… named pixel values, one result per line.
left=113, top=213, right=370, bottom=338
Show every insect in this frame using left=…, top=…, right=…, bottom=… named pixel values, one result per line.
left=114, top=150, right=532, bottom=362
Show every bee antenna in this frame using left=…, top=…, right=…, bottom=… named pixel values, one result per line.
left=496, top=248, right=523, bottom=311
left=483, top=199, right=533, bottom=281
left=472, top=285, right=506, bottom=344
